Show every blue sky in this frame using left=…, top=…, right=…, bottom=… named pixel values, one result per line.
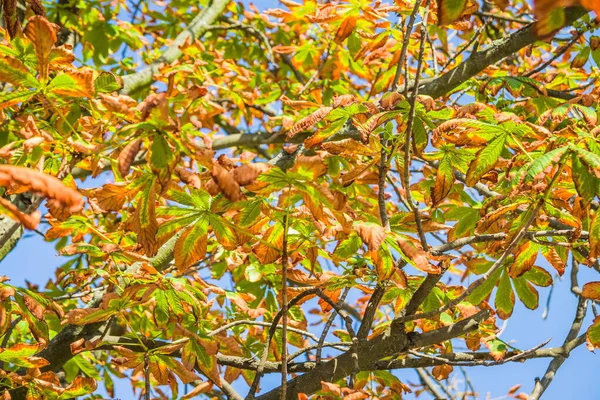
left=3, top=0, right=600, bottom=399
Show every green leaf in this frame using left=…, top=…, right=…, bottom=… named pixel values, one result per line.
left=150, top=134, right=175, bottom=171
left=513, top=276, right=539, bottom=310
left=522, top=266, right=553, bottom=287
left=46, top=73, right=94, bottom=98
left=524, top=146, right=568, bottom=182
left=572, top=153, right=599, bottom=205
left=239, top=199, right=263, bottom=227
left=0, top=89, right=36, bottom=109
left=438, top=0, right=467, bottom=26
left=495, top=271, right=514, bottom=319
left=465, top=133, right=507, bottom=186
left=94, top=71, right=123, bottom=93
left=570, top=144, right=600, bottom=173
left=587, top=317, right=600, bottom=349
left=468, top=267, right=502, bottom=305
left=334, top=233, right=363, bottom=259
left=153, top=290, right=170, bottom=326
left=0, top=56, right=38, bottom=88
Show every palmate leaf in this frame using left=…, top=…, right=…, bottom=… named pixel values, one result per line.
left=468, top=267, right=502, bottom=305
left=465, top=132, right=507, bottom=186
left=173, top=217, right=209, bottom=270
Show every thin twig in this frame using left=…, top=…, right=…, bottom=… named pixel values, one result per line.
left=280, top=212, right=290, bottom=400
left=316, top=287, right=350, bottom=363
left=391, top=0, right=421, bottom=91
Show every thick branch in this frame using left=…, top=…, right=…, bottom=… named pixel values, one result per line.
left=418, top=7, right=588, bottom=99
left=120, top=0, right=230, bottom=95
left=254, top=310, right=489, bottom=400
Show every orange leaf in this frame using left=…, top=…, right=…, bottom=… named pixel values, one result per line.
left=0, top=197, right=41, bottom=229
left=582, top=282, right=600, bottom=300
left=432, top=364, right=453, bottom=380
left=23, top=16, right=57, bottom=80
left=288, top=107, right=333, bottom=138
left=0, top=165, right=83, bottom=213
left=397, top=235, right=439, bottom=273
left=23, top=294, right=44, bottom=320
left=334, top=15, right=357, bottom=44
left=355, top=222, right=386, bottom=251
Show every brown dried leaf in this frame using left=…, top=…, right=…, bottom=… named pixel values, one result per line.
left=231, top=163, right=272, bottom=186
left=211, top=164, right=242, bottom=201
left=118, top=138, right=143, bottom=177
left=0, top=166, right=83, bottom=212
left=397, top=236, right=439, bottom=273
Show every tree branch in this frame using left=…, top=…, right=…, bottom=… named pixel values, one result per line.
left=418, top=7, right=588, bottom=99
left=120, top=0, right=230, bottom=95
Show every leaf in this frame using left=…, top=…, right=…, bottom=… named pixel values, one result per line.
left=465, top=133, right=507, bottom=186
left=118, top=138, right=143, bottom=177
left=524, top=146, right=568, bottom=182
left=23, top=16, right=57, bottom=80
left=0, top=56, right=39, bottom=88
left=582, top=282, right=600, bottom=300
left=431, top=364, right=453, bottom=380
left=468, top=267, right=502, bottom=304
left=334, top=15, right=358, bottom=44
left=495, top=271, right=514, bottom=320
left=572, top=153, right=599, bottom=206
left=211, top=164, right=242, bottom=201
left=355, top=222, right=386, bottom=251
left=431, top=152, right=454, bottom=206
left=60, top=377, right=97, bottom=399
left=94, top=71, right=124, bottom=93
left=509, top=241, right=539, bottom=278
left=150, top=134, right=175, bottom=172
left=174, top=218, right=209, bottom=270
left=239, top=199, right=263, bottom=227
left=396, top=235, right=439, bottom=273
left=153, top=290, right=170, bottom=326
left=522, top=266, right=552, bottom=287
left=0, top=90, right=37, bottom=109
left=253, top=223, right=284, bottom=264
left=587, top=316, right=600, bottom=350
left=438, top=0, right=467, bottom=26
left=136, top=176, right=158, bottom=254
left=513, top=276, right=539, bottom=310
left=47, top=71, right=95, bottom=98
left=334, top=233, right=363, bottom=259
left=0, top=165, right=83, bottom=212
left=590, top=211, right=600, bottom=259
left=288, top=107, right=334, bottom=138
left=570, top=145, right=600, bottom=177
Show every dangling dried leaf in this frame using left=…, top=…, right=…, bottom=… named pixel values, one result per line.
left=87, top=183, right=137, bottom=213
left=3, top=0, right=20, bottom=39
left=118, top=138, right=143, bottom=177
left=211, top=164, right=242, bottom=201
left=231, top=163, right=272, bottom=186
left=0, top=196, right=41, bottom=229
left=288, top=107, right=333, bottom=138
left=23, top=294, right=44, bottom=320
left=355, top=222, right=386, bottom=251
left=27, top=0, right=45, bottom=16
left=175, top=167, right=201, bottom=189
left=0, top=165, right=83, bottom=212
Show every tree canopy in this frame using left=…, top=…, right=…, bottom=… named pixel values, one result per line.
left=0, top=0, right=600, bottom=399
